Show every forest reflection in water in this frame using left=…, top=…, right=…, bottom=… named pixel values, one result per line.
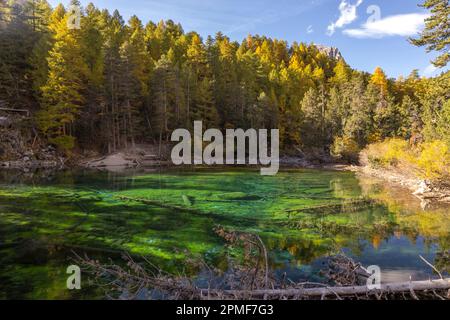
left=0, top=168, right=448, bottom=299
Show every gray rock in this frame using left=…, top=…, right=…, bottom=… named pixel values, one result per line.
left=0, top=116, right=11, bottom=127
left=414, top=180, right=432, bottom=195
left=315, top=45, right=344, bottom=60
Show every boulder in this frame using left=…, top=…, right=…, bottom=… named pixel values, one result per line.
left=0, top=162, right=10, bottom=168
left=87, top=152, right=136, bottom=168
left=0, top=117, right=11, bottom=127
left=413, top=180, right=432, bottom=195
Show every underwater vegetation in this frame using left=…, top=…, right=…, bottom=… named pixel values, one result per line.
left=0, top=168, right=449, bottom=299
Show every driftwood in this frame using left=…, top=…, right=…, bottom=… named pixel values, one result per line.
left=0, top=107, right=30, bottom=117
left=210, top=279, right=450, bottom=299
left=81, top=156, right=107, bottom=166
left=74, top=226, right=450, bottom=301
left=76, top=248, right=450, bottom=300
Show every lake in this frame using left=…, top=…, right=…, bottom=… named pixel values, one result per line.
left=0, top=168, right=449, bottom=299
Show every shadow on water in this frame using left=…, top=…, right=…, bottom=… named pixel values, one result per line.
left=0, top=167, right=449, bottom=299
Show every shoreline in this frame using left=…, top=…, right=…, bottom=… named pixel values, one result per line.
left=0, top=155, right=353, bottom=171
left=1, top=154, right=449, bottom=204
left=354, top=165, right=450, bottom=205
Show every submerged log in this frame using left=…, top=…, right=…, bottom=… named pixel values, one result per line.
left=286, top=198, right=377, bottom=215
left=213, top=278, right=450, bottom=299
left=117, top=195, right=213, bottom=216
left=115, top=195, right=267, bottom=226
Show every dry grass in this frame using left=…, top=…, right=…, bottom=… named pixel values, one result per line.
left=361, top=138, right=450, bottom=185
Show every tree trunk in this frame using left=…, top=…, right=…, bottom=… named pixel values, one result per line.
left=212, top=278, right=450, bottom=299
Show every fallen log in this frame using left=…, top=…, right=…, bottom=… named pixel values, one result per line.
left=81, top=156, right=107, bottom=166
left=0, top=107, right=30, bottom=117
left=212, top=278, right=450, bottom=299
left=286, top=198, right=376, bottom=215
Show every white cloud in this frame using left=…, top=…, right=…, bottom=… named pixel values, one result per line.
left=327, top=0, right=363, bottom=36
left=423, top=64, right=438, bottom=76
left=307, top=25, right=314, bottom=34
left=343, top=13, right=429, bottom=38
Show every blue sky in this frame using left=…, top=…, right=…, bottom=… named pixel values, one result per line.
left=48, top=0, right=449, bottom=78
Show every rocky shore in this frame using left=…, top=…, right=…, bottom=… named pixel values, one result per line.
left=0, top=160, right=61, bottom=169
left=356, top=165, right=450, bottom=205
left=0, top=146, right=65, bottom=171
left=0, top=116, right=65, bottom=171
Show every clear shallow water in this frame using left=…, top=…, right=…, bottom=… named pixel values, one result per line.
left=0, top=168, right=449, bottom=299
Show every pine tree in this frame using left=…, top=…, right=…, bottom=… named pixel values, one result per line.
left=101, top=9, right=125, bottom=152
left=73, top=3, right=105, bottom=148
left=151, top=54, right=185, bottom=141
left=398, top=95, right=422, bottom=140
left=214, top=35, right=239, bottom=127
left=23, top=0, right=52, bottom=32
left=344, top=75, right=373, bottom=146
left=420, top=71, right=450, bottom=144
left=0, top=0, right=40, bottom=110
left=410, top=0, right=450, bottom=67
left=236, top=47, right=265, bottom=128
left=38, top=2, right=88, bottom=152
left=2, top=1, right=446, bottom=161
left=193, top=77, right=219, bottom=127
left=185, top=33, right=220, bottom=128
left=116, top=15, right=151, bottom=148
left=301, top=86, right=329, bottom=148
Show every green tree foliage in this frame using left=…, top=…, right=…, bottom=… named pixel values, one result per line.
left=410, top=0, right=450, bottom=67
left=342, top=74, right=373, bottom=147
left=0, top=0, right=49, bottom=110
left=1, top=1, right=448, bottom=163
left=37, top=2, right=88, bottom=151
left=420, top=72, right=450, bottom=145
left=150, top=54, right=183, bottom=140
left=301, top=87, right=328, bottom=148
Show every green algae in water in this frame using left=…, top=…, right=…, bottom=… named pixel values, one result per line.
left=0, top=168, right=449, bottom=299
